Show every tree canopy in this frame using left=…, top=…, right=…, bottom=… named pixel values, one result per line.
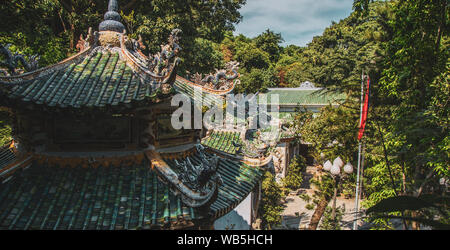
left=0, top=0, right=246, bottom=74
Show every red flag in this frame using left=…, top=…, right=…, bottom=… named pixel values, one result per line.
left=358, top=77, right=370, bottom=141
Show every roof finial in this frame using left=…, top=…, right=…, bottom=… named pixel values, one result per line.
left=108, top=0, right=119, bottom=12
left=99, top=0, right=126, bottom=33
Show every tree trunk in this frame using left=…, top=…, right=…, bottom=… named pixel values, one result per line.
left=308, top=196, right=329, bottom=230
left=70, top=22, right=75, bottom=50
left=411, top=211, right=420, bottom=230
left=435, top=0, right=446, bottom=51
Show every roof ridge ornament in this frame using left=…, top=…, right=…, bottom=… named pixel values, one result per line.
left=189, top=61, right=240, bottom=91
left=0, top=44, right=39, bottom=76
left=299, top=81, right=317, bottom=89
left=99, top=0, right=126, bottom=33
left=147, top=29, right=182, bottom=78
left=76, top=27, right=99, bottom=51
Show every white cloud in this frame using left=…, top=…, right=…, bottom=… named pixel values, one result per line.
left=234, top=0, right=354, bottom=46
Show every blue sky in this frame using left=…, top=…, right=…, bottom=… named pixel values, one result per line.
left=234, top=0, right=354, bottom=47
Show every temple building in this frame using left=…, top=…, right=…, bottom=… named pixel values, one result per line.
left=0, top=1, right=343, bottom=230
left=0, top=0, right=270, bottom=230
left=258, top=82, right=345, bottom=182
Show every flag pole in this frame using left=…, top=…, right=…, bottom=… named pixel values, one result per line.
left=353, top=71, right=365, bottom=230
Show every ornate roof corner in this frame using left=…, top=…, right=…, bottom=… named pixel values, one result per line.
left=0, top=44, right=40, bottom=76
left=120, top=28, right=182, bottom=87
left=189, top=61, right=240, bottom=91
left=145, top=144, right=221, bottom=208
left=177, top=144, right=223, bottom=193
left=76, top=27, right=99, bottom=52
left=148, top=29, right=182, bottom=81
left=99, top=0, right=126, bottom=33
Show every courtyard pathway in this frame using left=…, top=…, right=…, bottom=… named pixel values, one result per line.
left=280, top=166, right=367, bottom=230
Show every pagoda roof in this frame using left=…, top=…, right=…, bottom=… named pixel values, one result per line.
left=0, top=0, right=238, bottom=110
left=0, top=145, right=266, bottom=229
left=0, top=157, right=200, bottom=229
left=259, top=87, right=346, bottom=106
left=0, top=43, right=178, bottom=109
left=174, top=76, right=236, bottom=107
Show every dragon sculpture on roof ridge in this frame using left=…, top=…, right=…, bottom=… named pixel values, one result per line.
left=190, top=61, right=240, bottom=90
left=147, top=28, right=182, bottom=77
left=0, top=44, right=39, bottom=76
left=175, top=144, right=223, bottom=194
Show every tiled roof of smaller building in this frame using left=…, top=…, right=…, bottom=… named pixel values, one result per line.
left=0, top=158, right=200, bottom=230
left=201, top=129, right=275, bottom=160
left=174, top=76, right=235, bottom=107
left=259, top=87, right=346, bottom=106
left=201, top=131, right=242, bottom=155
left=211, top=158, right=262, bottom=218
left=162, top=150, right=262, bottom=218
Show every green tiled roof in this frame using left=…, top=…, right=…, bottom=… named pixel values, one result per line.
left=259, top=88, right=346, bottom=106
left=267, top=112, right=295, bottom=122
left=163, top=151, right=263, bottom=218
left=0, top=159, right=200, bottom=230
left=211, top=158, right=262, bottom=217
left=174, top=77, right=227, bottom=107
left=4, top=51, right=161, bottom=108
left=0, top=148, right=264, bottom=229
left=201, top=131, right=242, bottom=155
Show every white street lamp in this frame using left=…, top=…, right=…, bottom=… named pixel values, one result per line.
left=344, top=162, right=354, bottom=174
left=330, top=163, right=341, bottom=176
left=323, top=160, right=332, bottom=171
left=333, top=157, right=344, bottom=168
left=322, top=156, right=354, bottom=229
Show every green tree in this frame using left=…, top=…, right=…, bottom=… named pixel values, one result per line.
left=235, top=67, right=279, bottom=94
left=282, top=155, right=306, bottom=191
left=361, top=0, right=449, bottom=229
left=0, top=0, right=246, bottom=74
left=259, top=172, right=284, bottom=229
left=291, top=0, right=449, bottom=229
left=254, top=29, right=284, bottom=63
left=234, top=42, right=271, bottom=71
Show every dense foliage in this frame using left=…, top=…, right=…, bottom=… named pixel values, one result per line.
left=291, top=0, right=449, bottom=229
left=0, top=0, right=246, bottom=74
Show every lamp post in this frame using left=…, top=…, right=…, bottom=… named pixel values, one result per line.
left=323, top=157, right=353, bottom=229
